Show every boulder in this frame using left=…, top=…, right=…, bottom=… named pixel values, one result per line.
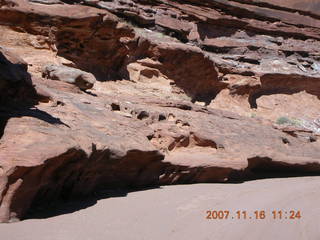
left=42, top=64, right=96, bottom=90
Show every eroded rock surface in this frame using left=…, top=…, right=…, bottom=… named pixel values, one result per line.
left=0, top=0, right=320, bottom=223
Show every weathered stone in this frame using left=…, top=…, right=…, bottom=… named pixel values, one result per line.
left=0, top=0, right=320, bottom=224
left=42, top=64, right=96, bottom=90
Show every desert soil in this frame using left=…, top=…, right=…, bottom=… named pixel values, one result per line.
left=0, top=177, right=319, bottom=240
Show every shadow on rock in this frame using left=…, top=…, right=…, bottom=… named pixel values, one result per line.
left=0, top=47, right=67, bottom=138
left=25, top=186, right=161, bottom=220
left=0, top=106, right=69, bottom=138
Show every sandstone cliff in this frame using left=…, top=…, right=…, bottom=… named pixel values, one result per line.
left=0, top=0, right=320, bottom=222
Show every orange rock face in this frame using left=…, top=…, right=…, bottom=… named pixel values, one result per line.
left=0, top=0, right=320, bottom=223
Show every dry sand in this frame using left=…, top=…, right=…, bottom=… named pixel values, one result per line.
left=0, top=177, right=319, bottom=240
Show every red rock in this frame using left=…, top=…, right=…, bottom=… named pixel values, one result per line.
left=0, top=0, right=320, bottom=223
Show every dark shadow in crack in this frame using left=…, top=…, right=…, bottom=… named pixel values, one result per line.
left=0, top=114, right=7, bottom=139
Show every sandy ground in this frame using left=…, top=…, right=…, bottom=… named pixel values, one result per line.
left=0, top=177, right=319, bottom=240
